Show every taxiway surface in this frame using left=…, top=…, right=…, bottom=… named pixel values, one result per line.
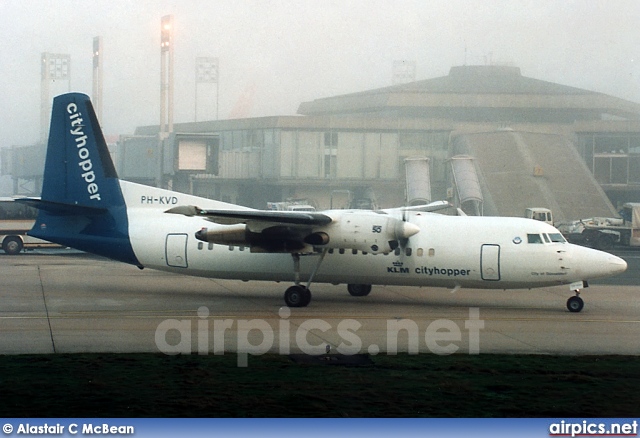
left=1, top=251, right=638, bottom=356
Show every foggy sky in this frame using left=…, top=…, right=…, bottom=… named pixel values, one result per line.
left=1, top=0, right=639, bottom=147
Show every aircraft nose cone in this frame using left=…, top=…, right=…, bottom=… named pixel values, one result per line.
left=608, top=254, right=628, bottom=274
left=572, top=245, right=628, bottom=279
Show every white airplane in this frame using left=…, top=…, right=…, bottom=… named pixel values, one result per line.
left=21, top=93, right=627, bottom=312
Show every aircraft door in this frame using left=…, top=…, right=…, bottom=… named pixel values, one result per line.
left=166, top=233, right=188, bottom=268
left=481, top=244, right=500, bottom=281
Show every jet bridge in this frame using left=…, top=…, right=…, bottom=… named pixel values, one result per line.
left=404, top=157, right=431, bottom=206
left=449, top=155, right=483, bottom=216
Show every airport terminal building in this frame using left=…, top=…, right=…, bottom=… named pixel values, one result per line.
left=8, top=65, right=640, bottom=220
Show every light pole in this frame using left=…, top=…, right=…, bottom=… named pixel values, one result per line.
left=92, top=36, right=103, bottom=123
left=160, top=14, right=174, bottom=136
left=159, top=15, right=174, bottom=189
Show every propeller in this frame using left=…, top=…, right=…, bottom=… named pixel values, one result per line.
left=389, top=210, right=420, bottom=251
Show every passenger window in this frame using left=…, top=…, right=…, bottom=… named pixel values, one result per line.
left=405, top=248, right=412, bottom=256
left=527, top=234, right=543, bottom=244
left=429, top=248, right=435, bottom=257
left=543, top=234, right=550, bottom=243
left=394, top=247, right=401, bottom=256
left=339, top=248, right=345, bottom=255
left=239, top=246, right=245, bottom=251
left=198, top=242, right=203, bottom=250
left=208, top=243, right=214, bottom=250
left=352, top=249, right=358, bottom=255
left=328, top=248, right=334, bottom=254
left=417, top=248, right=424, bottom=257
left=228, top=246, right=234, bottom=251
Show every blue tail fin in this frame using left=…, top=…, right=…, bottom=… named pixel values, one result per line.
left=43, top=93, right=122, bottom=207
left=26, top=93, right=140, bottom=266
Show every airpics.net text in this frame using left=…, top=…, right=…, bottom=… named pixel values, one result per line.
left=155, top=307, right=484, bottom=367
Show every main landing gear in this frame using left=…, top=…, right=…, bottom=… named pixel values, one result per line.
left=284, top=251, right=326, bottom=308
left=283, top=251, right=374, bottom=307
left=284, top=284, right=311, bottom=307
left=566, top=291, right=585, bottom=313
left=347, top=284, right=372, bottom=297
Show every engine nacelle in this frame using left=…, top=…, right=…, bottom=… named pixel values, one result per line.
left=195, top=225, right=312, bottom=253
left=195, top=225, right=248, bottom=246
left=309, top=211, right=420, bottom=254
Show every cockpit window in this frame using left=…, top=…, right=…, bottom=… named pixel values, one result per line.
left=543, top=234, right=551, bottom=243
left=527, top=234, right=543, bottom=244
left=548, top=233, right=566, bottom=243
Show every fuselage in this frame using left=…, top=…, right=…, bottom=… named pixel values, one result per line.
left=121, top=181, right=627, bottom=290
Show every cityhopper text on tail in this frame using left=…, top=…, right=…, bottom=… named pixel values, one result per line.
left=20, top=93, right=627, bottom=312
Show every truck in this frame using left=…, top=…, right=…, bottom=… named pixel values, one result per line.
left=527, top=203, right=640, bottom=250
left=525, top=207, right=554, bottom=225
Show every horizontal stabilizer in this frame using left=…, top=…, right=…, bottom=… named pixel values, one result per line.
left=16, top=198, right=108, bottom=216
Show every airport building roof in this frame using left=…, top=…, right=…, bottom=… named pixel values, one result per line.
left=297, top=65, right=640, bottom=122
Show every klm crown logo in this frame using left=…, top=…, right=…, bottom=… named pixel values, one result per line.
left=388, top=261, right=409, bottom=274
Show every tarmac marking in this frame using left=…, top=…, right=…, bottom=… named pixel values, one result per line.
left=2, top=314, right=640, bottom=324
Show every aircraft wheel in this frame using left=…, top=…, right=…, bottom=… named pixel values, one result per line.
left=2, top=236, right=23, bottom=255
left=347, top=284, right=372, bottom=297
left=567, top=296, right=584, bottom=313
left=284, top=285, right=311, bottom=307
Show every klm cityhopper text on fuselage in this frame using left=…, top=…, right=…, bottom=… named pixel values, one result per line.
left=413, top=267, right=472, bottom=277
left=21, top=92, right=627, bottom=312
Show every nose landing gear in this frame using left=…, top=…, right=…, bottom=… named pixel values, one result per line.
left=567, top=292, right=584, bottom=313
left=566, top=281, right=588, bottom=313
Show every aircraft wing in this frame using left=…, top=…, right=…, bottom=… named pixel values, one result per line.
left=165, top=204, right=419, bottom=255
left=165, top=205, right=333, bottom=226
